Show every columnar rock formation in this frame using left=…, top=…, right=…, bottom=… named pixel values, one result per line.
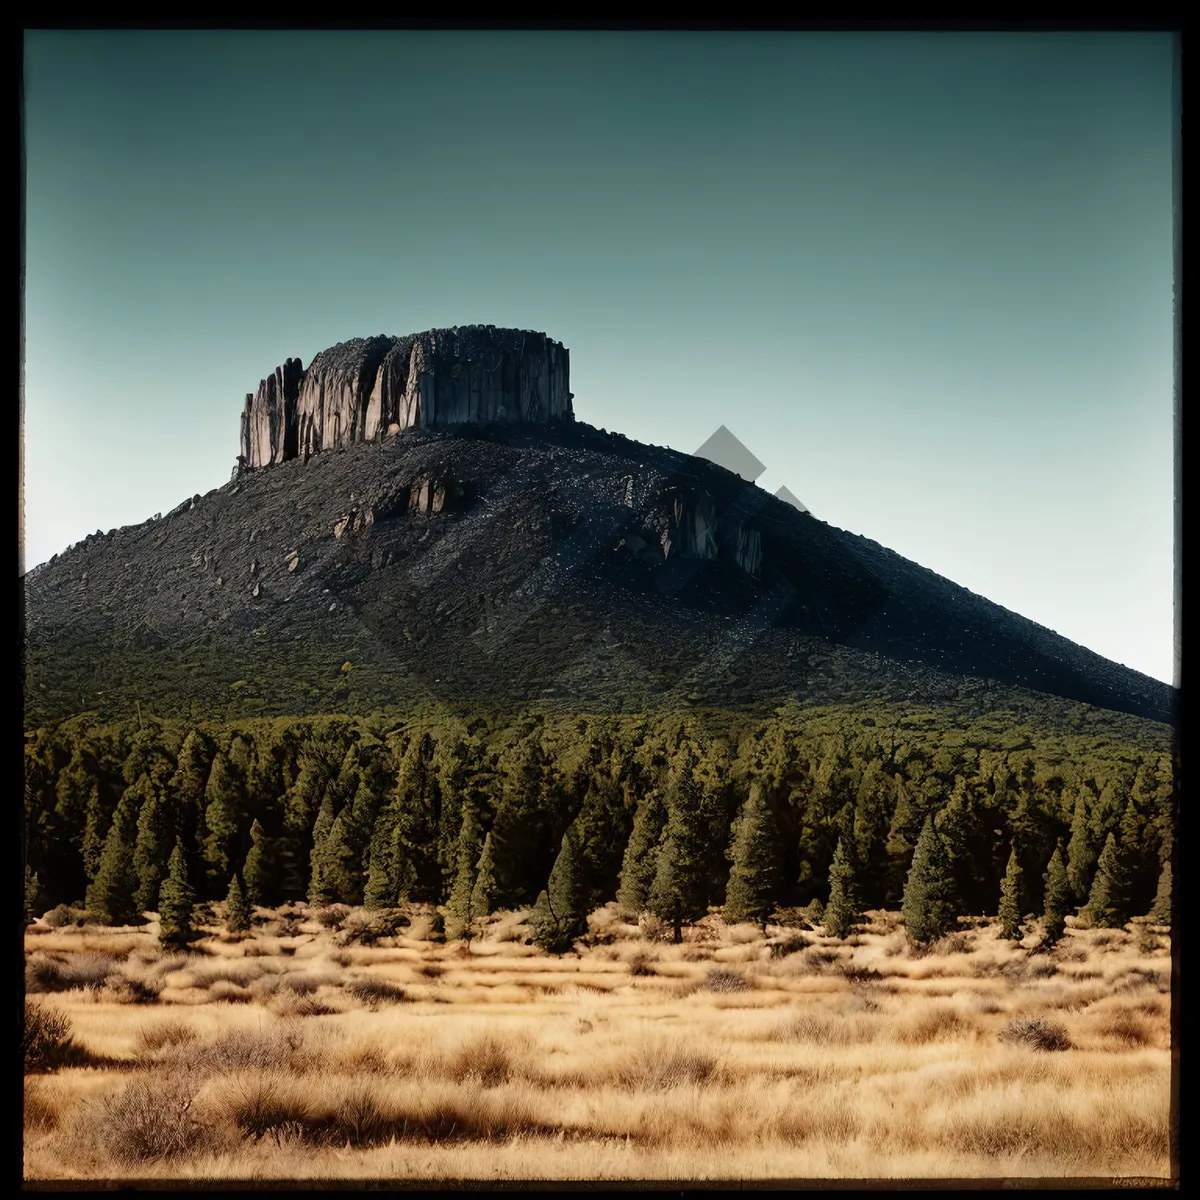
left=239, top=326, right=573, bottom=469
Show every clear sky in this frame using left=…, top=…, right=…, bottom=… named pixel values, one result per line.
left=21, top=30, right=1177, bottom=685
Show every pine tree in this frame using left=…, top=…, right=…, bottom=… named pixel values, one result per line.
left=1066, top=788, right=1096, bottom=901
left=470, top=832, right=499, bottom=924
left=901, top=815, right=956, bottom=945
left=242, top=819, right=272, bottom=907
left=363, top=807, right=398, bottom=910
left=531, top=826, right=588, bottom=953
left=722, top=785, right=780, bottom=927
left=170, top=730, right=213, bottom=825
left=824, top=837, right=857, bottom=939
left=80, top=781, right=108, bottom=882
left=307, top=793, right=337, bottom=906
left=201, top=750, right=245, bottom=887
left=998, top=846, right=1023, bottom=941
left=24, top=864, right=40, bottom=925
left=1041, top=842, right=1071, bottom=946
left=85, top=790, right=141, bottom=925
left=616, top=791, right=665, bottom=915
left=647, top=748, right=710, bottom=928
left=158, top=839, right=196, bottom=947
left=1080, top=833, right=1130, bottom=929
left=319, top=784, right=377, bottom=906
left=225, top=874, right=253, bottom=934
left=443, top=803, right=484, bottom=941
left=132, top=777, right=176, bottom=913
left=1149, top=860, right=1172, bottom=926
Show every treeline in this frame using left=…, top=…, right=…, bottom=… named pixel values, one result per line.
left=23, top=704, right=1174, bottom=944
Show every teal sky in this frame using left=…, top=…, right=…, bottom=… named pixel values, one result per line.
left=21, top=30, right=1177, bottom=685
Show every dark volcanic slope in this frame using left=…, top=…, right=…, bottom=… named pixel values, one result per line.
left=23, top=421, right=1173, bottom=728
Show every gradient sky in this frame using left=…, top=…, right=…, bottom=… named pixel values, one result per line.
left=21, top=30, right=1177, bottom=684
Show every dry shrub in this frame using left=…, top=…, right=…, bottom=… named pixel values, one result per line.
left=447, top=1033, right=515, bottom=1088
left=705, top=968, right=749, bottom=994
left=1000, top=1016, right=1072, bottom=1052
left=911, top=932, right=971, bottom=958
left=99, top=973, right=162, bottom=1005
left=25, top=952, right=118, bottom=994
left=268, top=993, right=340, bottom=1019
left=638, top=914, right=672, bottom=944
left=1054, top=940, right=1088, bottom=962
left=768, top=933, right=811, bottom=958
left=327, top=950, right=353, bottom=967
left=175, top=1025, right=309, bottom=1077
left=616, top=1042, right=721, bottom=1090
left=337, top=908, right=410, bottom=946
left=1001, top=957, right=1056, bottom=983
left=315, top=904, right=351, bottom=931
left=778, top=1014, right=867, bottom=1046
left=80, top=1071, right=231, bottom=1164
left=1101, top=1012, right=1153, bottom=1047
left=24, top=1002, right=89, bottom=1072
left=208, top=980, right=255, bottom=1004
left=1114, top=966, right=1168, bottom=993
left=272, top=914, right=306, bottom=938
left=834, top=960, right=883, bottom=983
left=628, top=952, right=658, bottom=977
left=220, top=1070, right=310, bottom=1143
left=346, top=976, right=407, bottom=1007
left=898, top=1007, right=971, bottom=1045
left=135, top=1020, right=198, bottom=1056
left=24, top=1077, right=60, bottom=1131
left=418, top=962, right=445, bottom=980
left=796, top=946, right=840, bottom=974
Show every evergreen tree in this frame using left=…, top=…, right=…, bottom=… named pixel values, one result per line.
left=279, top=741, right=339, bottom=899
left=80, top=781, right=108, bottom=882
left=998, top=846, right=1024, bottom=941
left=470, top=832, right=499, bottom=924
left=824, top=837, right=857, bottom=939
left=307, top=793, right=337, bottom=906
left=225, top=874, right=253, bottom=933
left=443, top=803, right=484, bottom=941
left=170, top=730, right=213, bottom=823
left=1066, top=789, right=1095, bottom=901
left=901, top=815, right=956, bottom=945
left=320, top=780, right=380, bottom=906
left=158, top=839, right=196, bottom=947
left=615, top=791, right=665, bottom=915
left=131, top=777, right=176, bottom=913
left=1080, top=833, right=1130, bottom=928
left=1149, top=860, right=1172, bottom=926
left=723, top=785, right=781, bottom=927
left=363, top=807, right=398, bottom=910
left=531, top=825, right=587, bottom=953
left=647, top=747, right=710, bottom=928
left=24, top=864, right=41, bottom=925
left=201, top=750, right=245, bottom=887
left=1041, top=842, right=1071, bottom=945
left=85, top=790, right=141, bottom=925
left=242, top=819, right=272, bottom=907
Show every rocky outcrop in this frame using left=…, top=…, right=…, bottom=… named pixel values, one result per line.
left=239, top=327, right=573, bottom=469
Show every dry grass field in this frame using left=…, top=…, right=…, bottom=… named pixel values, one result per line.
left=23, top=904, right=1174, bottom=1183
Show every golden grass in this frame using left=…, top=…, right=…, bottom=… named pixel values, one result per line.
left=23, top=907, right=1173, bottom=1182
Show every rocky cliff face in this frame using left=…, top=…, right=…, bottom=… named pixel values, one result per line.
left=239, top=327, right=572, bottom=469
